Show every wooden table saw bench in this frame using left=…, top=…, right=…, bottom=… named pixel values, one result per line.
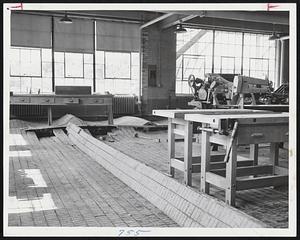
left=185, top=111, right=289, bottom=206
left=152, top=109, right=273, bottom=187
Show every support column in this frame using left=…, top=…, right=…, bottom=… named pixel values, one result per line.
left=280, top=39, right=289, bottom=85
left=275, top=40, right=281, bottom=89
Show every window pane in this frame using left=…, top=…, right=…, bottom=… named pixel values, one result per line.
left=183, top=56, right=205, bottom=80
left=243, top=32, right=276, bottom=80
left=221, top=57, right=235, bottom=74
left=249, top=58, right=269, bottom=78
left=10, top=48, right=20, bottom=76
left=176, top=56, right=183, bottom=81
left=11, top=48, right=42, bottom=77
left=65, top=52, right=84, bottom=78
left=176, top=28, right=213, bottom=94
left=30, top=50, right=42, bottom=76
left=105, top=52, right=131, bottom=79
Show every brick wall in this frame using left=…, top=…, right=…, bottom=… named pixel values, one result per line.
left=66, top=123, right=269, bottom=228
left=141, top=26, right=177, bottom=114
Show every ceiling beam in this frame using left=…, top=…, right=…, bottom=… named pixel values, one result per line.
left=203, top=11, right=289, bottom=25
left=159, top=14, right=198, bottom=29
left=185, top=17, right=289, bottom=34
left=162, top=11, right=289, bottom=25
left=176, top=30, right=208, bottom=59
left=140, top=12, right=173, bottom=29
left=13, top=10, right=143, bottom=23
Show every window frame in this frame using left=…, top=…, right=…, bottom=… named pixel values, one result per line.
left=180, top=54, right=206, bottom=81
left=175, top=28, right=276, bottom=82
left=249, top=57, right=270, bottom=79
left=64, top=51, right=85, bottom=79
left=104, top=50, right=132, bottom=80
left=220, top=56, right=236, bottom=74
left=10, top=47, right=42, bottom=78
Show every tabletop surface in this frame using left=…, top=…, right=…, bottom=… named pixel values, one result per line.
left=184, top=112, right=289, bottom=123
left=152, top=108, right=271, bottom=119
left=11, top=94, right=113, bottom=98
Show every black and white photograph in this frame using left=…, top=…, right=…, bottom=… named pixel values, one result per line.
left=3, top=2, right=297, bottom=237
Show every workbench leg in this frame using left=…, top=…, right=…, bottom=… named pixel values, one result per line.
left=270, top=142, right=279, bottom=174
left=200, top=125, right=210, bottom=194
left=107, top=105, right=113, bottom=125
left=250, top=144, right=259, bottom=166
left=184, top=121, right=193, bottom=186
left=238, top=94, right=244, bottom=108
left=47, top=106, right=52, bottom=126
left=250, top=93, right=256, bottom=105
left=225, top=139, right=237, bottom=206
left=168, top=118, right=175, bottom=177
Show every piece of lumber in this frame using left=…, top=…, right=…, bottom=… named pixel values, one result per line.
left=236, top=175, right=288, bottom=191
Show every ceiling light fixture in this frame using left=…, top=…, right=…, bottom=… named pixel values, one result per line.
left=174, top=23, right=187, bottom=34
left=268, top=24, right=280, bottom=40
left=60, top=13, right=73, bottom=24
left=269, top=32, right=281, bottom=40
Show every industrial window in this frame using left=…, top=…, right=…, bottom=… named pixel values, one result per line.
left=176, top=29, right=213, bottom=94
left=249, top=58, right=270, bottom=79
left=243, top=33, right=275, bottom=83
left=221, top=56, right=236, bottom=74
left=182, top=55, right=206, bottom=80
left=95, top=50, right=139, bottom=94
left=214, top=31, right=242, bottom=75
left=10, top=47, right=53, bottom=94
left=54, top=52, right=93, bottom=88
left=176, top=28, right=276, bottom=95
left=64, top=52, right=84, bottom=78
left=10, top=47, right=42, bottom=77
left=104, top=52, right=131, bottom=79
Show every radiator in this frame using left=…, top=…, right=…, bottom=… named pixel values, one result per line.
left=10, top=105, right=47, bottom=120
left=10, top=95, right=137, bottom=119
left=113, top=95, right=137, bottom=115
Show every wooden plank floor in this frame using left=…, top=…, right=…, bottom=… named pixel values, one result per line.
left=104, top=127, right=289, bottom=228
left=8, top=120, right=178, bottom=227
left=7, top=119, right=289, bottom=228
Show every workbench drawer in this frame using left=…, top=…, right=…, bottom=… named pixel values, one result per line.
left=30, top=97, right=55, bottom=104
left=62, top=98, right=80, bottom=104
left=80, top=98, right=105, bottom=105
left=10, top=97, right=30, bottom=104
left=237, top=124, right=289, bottom=145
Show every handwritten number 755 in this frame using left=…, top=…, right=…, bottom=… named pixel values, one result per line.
left=118, top=229, right=150, bottom=236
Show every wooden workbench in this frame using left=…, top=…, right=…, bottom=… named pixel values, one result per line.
left=10, top=94, right=114, bottom=125
left=185, top=111, right=289, bottom=206
left=152, top=109, right=272, bottom=186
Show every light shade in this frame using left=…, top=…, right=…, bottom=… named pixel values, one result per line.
left=60, top=14, right=72, bottom=24
left=269, top=32, right=280, bottom=40
left=174, top=23, right=187, bottom=33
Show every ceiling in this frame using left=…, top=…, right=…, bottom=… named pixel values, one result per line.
left=16, top=10, right=289, bottom=34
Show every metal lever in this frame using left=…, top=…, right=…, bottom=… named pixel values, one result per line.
left=224, top=121, right=239, bottom=163
left=197, top=127, right=219, bottom=133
